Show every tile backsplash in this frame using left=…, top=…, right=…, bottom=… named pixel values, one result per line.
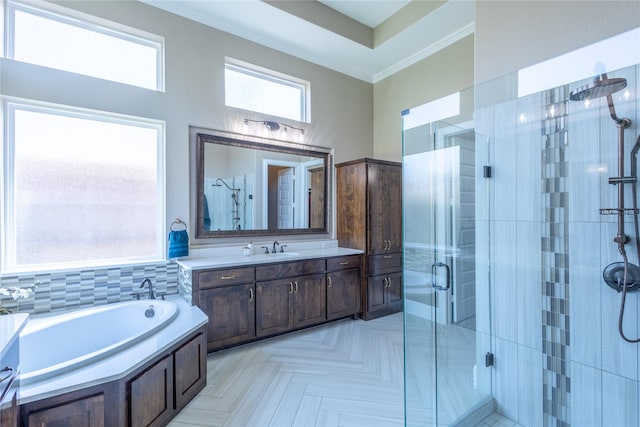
left=0, top=262, right=178, bottom=315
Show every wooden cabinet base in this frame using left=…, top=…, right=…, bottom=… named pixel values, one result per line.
left=20, top=329, right=206, bottom=427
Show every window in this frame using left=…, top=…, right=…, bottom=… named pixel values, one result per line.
left=2, top=101, right=165, bottom=273
left=6, top=0, right=164, bottom=91
left=225, top=59, right=310, bottom=122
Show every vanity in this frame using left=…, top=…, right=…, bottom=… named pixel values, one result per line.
left=177, top=245, right=363, bottom=352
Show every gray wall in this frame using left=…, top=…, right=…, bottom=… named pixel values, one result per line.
left=1, top=0, right=374, bottom=242
left=475, top=0, right=640, bottom=85
left=373, top=35, right=474, bottom=162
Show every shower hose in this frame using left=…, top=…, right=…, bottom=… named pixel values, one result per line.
left=618, top=135, right=640, bottom=343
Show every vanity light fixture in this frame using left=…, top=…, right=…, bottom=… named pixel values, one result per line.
left=243, top=118, right=305, bottom=135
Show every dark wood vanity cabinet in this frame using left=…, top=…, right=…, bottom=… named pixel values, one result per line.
left=191, top=255, right=361, bottom=351
left=255, top=259, right=326, bottom=336
left=336, top=158, right=403, bottom=320
left=326, top=255, right=361, bottom=320
left=255, top=273, right=326, bottom=336
left=195, top=267, right=256, bottom=352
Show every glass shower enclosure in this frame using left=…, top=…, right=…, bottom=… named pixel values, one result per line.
left=402, top=113, right=493, bottom=426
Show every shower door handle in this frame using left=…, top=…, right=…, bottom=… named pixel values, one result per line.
left=431, top=262, right=451, bottom=291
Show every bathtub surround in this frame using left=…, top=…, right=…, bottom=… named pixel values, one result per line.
left=18, top=296, right=207, bottom=427
left=0, top=263, right=178, bottom=316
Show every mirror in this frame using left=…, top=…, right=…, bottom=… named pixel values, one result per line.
left=193, top=129, right=330, bottom=238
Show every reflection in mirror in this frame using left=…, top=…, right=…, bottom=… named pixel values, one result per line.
left=194, top=129, right=329, bottom=239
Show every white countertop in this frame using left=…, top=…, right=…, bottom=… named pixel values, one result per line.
left=177, top=246, right=363, bottom=270
left=0, top=312, right=29, bottom=363
left=19, top=296, right=207, bottom=404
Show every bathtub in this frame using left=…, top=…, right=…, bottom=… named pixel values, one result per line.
left=19, top=299, right=178, bottom=386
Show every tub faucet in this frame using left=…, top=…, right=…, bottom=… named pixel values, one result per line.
left=140, top=278, right=155, bottom=300
left=272, top=240, right=279, bottom=253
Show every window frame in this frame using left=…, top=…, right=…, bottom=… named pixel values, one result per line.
left=225, top=58, right=311, bottom=123
left=5, top=0, right=165, bottom=91
left=1, top=98, right=166, bottom=274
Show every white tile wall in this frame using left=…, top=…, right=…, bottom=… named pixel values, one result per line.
left=516, top=221, right=542, bottom=350
left=484, top=63, right=640, bottom=426
left=570, top=362, right=602, bottom=427
left=493, top=220, right=518, bottom=342
left=517, top=345, right=543, bottom=427
left=493, top=101, right=518, bottom=222
left=569, top=221, right=603, bottom=369
left=602, top=371, right=638, bottom=426
left=493, top=337, right=519, bottom=421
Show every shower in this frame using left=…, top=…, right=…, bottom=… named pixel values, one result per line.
left=570, top=73, right=640, bottom=343
left=214, top=178, right=242, bottom=230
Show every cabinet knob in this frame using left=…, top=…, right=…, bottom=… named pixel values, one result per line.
left=289, top=282, right=294, bottom=294
left=249, top=288, right=254, bottom=301
left=327, top=276, right=332, bottom=287
left=220, top=274, right=236, bottom=280
left=340, top=261, right=349, bottom=265
left=294, top=281, right=299, bottom=293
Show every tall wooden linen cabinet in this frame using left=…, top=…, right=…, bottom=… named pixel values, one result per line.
left=336, top=158, right=402, bottom=320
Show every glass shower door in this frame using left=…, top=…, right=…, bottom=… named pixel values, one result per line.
left=403, top=119, right=492, bottom=426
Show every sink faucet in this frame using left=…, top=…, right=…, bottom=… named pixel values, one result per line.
left=140, top=278, right=155, bottom=300
left=272, top=240, right=280, bottom=253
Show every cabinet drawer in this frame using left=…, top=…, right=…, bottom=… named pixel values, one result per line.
left=197, top=267, right=255, bottom=288
left=256, top=259, right=325, bottom=281
left=327, top=255, right=361, bottom=272
left=369, top=252, right=402, bottom=274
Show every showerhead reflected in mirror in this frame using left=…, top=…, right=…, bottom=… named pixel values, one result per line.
left=192, top=128, right=330, bottom=239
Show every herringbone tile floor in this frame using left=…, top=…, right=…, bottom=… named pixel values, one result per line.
left=169, top=314, right=405, bottom=427
left=168, top=313, right=517, bottom=427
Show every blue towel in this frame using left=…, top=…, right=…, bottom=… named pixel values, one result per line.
left=168, top=230, right=189, bottom=258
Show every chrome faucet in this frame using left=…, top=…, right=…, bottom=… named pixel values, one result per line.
left=272, top=240, right=280, bottom=253
left=140, top=278, right=155, bottom=300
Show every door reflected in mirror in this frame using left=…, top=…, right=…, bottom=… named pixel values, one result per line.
left=193, top=128, right=329, bottom=239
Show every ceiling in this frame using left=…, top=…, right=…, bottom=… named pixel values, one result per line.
left=140, top=0, right=475, bottom=83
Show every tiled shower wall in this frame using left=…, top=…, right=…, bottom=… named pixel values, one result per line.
left=0, top=262, right=178, bottom=315
left=476, top=63, right=640, bottom=426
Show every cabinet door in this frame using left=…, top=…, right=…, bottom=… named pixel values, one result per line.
left=368, top=163, right=402, bottom=255
left=200, top=284, right=255, bottom=350
left=384, top=165, right=403, bottom=253
left=256, top=279, right=293, bottom=337
left=129, top=356, right=174, bottom=427
left=174, top=333, right=207, bottom=410
left=367, top=275, right=388, bottom=312
left=327, top=269, right=361, bottom=320
left=27, top=395, right=105, bottom=427
left=367, top=163, right=387, bottom=255
left=387, top=272, right=403, bottom=311
left=293, top=273, right=327, bottom=328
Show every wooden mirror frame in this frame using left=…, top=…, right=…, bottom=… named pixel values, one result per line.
left=191, top=128, right=331, bottom=239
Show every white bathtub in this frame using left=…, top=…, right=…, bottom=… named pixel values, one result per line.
left=19, top=300, right=178, bottom=386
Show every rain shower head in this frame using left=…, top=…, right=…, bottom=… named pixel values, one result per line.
left=569, top=75, right=627, bottom=101
left=569, top=74, right=630, bottom=127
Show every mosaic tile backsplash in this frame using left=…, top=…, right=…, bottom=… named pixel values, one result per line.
left=0, top=262, right=179, bottom=315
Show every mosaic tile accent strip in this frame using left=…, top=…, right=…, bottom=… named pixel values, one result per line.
left=541, top=87, right=571, bottom=427
left=0, top=262, right=178, bottom=315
